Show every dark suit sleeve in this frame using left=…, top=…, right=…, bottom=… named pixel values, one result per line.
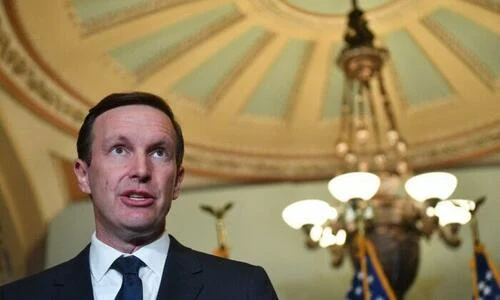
left=249, top=266, right=279, bottom=300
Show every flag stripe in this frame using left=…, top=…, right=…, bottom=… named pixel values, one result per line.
left=366, top=239, right=397, bottom=300
left=346, top=235, right=397, bottom=300
left=470, top=243, right=500, bottom=300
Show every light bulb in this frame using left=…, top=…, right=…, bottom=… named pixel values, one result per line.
left=356, top=128, right=369, bottom=142
left=336, top=141, right=348, bottom=155
left=309, top=225, right=323, bottom=242
left=336, top=229, right=347, bottom=245
left=387, top=130, right=398, bottom=145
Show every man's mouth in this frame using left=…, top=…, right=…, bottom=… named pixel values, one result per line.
left=120, top=191, right=155, bottom=206
left=128, top=193, right=150, bottom=200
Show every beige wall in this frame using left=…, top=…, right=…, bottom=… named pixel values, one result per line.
left=46, top=166, right=500, bottom=299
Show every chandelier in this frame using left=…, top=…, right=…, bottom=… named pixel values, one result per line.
left=281, top=1, right=477, bottom=298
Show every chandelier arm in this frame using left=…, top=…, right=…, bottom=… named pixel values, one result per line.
left=346, top=79, right=357, bottom=171
left=301, top=225, right=320, bottom=250
left=363, top=80, right=385, bottom=173
left=356, top=83, right=369, bottom=171
left=356, top=82, right=366, bottom=131
left=376, top=72, right=399, bottom=135
left=438, top=224, right=462, bottom=248
left=364, top=81, right=382, bottom=150
left=348, top=80, right=356, bottom=149
left=339, top=78, right=353, bottom=148
left=329, top=245, right=345, bottom=268
left=338, top=80, right=349, bottom=143
left=416, top=199, right=441, bottom=237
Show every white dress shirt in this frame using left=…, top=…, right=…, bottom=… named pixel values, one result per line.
left=89, top=232, right=170, bottom=300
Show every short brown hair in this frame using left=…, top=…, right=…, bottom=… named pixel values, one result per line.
left=77, top=92, right=184, bottom=167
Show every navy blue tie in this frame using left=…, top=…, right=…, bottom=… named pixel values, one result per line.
left=111, top=256, right=145, bottom=300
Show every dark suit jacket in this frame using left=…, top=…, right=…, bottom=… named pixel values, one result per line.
left=0, top=236, right=278, bottom=299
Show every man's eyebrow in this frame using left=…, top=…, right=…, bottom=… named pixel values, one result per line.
left=148, top=140, right=174, bottom=150
left=102, top=135, right=131, bottom=147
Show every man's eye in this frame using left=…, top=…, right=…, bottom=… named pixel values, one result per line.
left=111, top=146, right=127, bottom=155
left=152, top=149, right=166, bottom=158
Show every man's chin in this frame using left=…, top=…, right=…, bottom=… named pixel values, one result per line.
left=121, top=221, right=165, bottom=241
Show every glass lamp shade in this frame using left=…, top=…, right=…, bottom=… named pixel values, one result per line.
left=282, top=199, right=337, bottom=229
left=434, top=199, right=474, bottom=226
left=448, top=199, right=476, bottom=211
left=328, top=172, right=381, bottom=202
left=404, top=172, right=457, bottom=202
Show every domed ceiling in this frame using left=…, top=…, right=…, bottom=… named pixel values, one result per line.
left=1, top=0, right=500, bottom=182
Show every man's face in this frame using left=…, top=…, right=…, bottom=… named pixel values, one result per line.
left=74, top=105, right=184, bottom=245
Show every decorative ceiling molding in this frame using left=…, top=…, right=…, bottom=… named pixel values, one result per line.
left=69, top=0, right=209, bottom=36
left=3, top=0, right=93, bottom=106
left=135, top=11, right=246, bottom=81
left=461, top=0, right=500, bottom=14
left=0, top=7, right=85, bottom=136
left=422, top=13, right=500, bottom=90
left=171, top=28, right=276, bottom=110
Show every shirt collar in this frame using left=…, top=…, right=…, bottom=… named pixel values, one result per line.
left=89, top=232, right=170, bottom=282
left=132, top=233, right=170, bottom=276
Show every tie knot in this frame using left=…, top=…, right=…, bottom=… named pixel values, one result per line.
left=112, top=256, right=145, bottom=275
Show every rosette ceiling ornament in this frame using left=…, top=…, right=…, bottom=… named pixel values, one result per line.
left=282, top=1, right=481, bottom=298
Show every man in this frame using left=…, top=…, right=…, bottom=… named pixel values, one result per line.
left=0, top=92, right=278, bottom=299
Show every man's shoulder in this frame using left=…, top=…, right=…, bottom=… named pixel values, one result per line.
left=0, top=246, right=89, bottom=298
left=170, top=236, right=265, bottom=277
left=0, top=260, right=70, bottom=298
left=192, top=248, right=262, bottom=272
left=180, top=246, right=278, bottom=299
left=2, top=261, right=64, bottom=287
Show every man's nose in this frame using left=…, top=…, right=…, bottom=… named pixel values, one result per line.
left=131, top=153, right=152, bottom=182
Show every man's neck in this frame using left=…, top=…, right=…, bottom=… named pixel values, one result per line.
left=95, top=228, right=164, bottom=253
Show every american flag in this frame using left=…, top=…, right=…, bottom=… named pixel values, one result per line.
left=346, top=236, right=396, bottom=300
left=471, top=243, right=500, bottom=300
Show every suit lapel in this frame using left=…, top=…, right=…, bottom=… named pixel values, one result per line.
left=46, top=237, right=203, bottom=299
left=156, top=236, right=204, bottom=300
left=52, top=245, right=94, bottom=300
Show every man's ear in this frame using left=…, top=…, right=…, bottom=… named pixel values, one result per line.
left=73, top=159, right=91, bottom=194
left=173, top=166, right=184, bottom=200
